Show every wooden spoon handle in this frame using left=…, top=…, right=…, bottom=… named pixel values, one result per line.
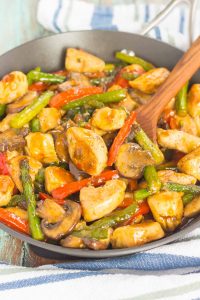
left=138, top=36, right=200, bottom=122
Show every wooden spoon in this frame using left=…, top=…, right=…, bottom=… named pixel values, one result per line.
left=136, top=36, right=200, bottom=142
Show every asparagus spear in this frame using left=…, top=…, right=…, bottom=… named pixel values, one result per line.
left=175, top=82, right=189, bottom=117
left=144, top=165, right=161, bottom=193
left=27, top=70, right=65, bottom=85
left=134, top=188, right=151, bottom=201
left=0, top=104, right=6, bottom=118
left=20, top=159, right=44, bottom=240
left=62, top=89, right=126, bottom=111
left=30, top=117, right=40, bottom=132
left=10, top=91, right=54, bottom=128
left=182, top=193, right=194, bottom=206
left=164, top=182, right=200, bottom=194
left=115, top=52, right=154, bottom=71
left=133, top=123, right=164, bottom=164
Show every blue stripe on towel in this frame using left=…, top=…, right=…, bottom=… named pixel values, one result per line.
left=145, top=4, right=150, bottom=22
left=53, top=0, right=62, bottom=32
left=56, top=253, right=200, bottom=271
left=179, top=7, right=185, bottom=33
left=90, top=5, right=118, bottom=30
left=154, top=27, right=162, bottom=40
left=0, top=271, right=105, bottom=291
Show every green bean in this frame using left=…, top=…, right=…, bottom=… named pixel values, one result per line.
left=175, top=82, right=189, bottom=117
left=10, top=91, right=54, bottom=128
left=7, top=195, right=26, bottom=207
left=90, top=203, right=138, bottom=229
left=30, top=118, right=40, bottom=132
left=0, top=104, right=6, bottom=118
left=144, top=165, right=161, bottom=193
left=115, top=52, right=154, bottom=71
left=182, top=193, right=194, bottom=206
left=62, top=89, right=126, bottom=111
left=164, top=182, right=200, bottom=194
left=133, top=123, right=164, bottom=164
left=134, top=189, right=152, bottom=201
left=20, top=159, right=44, bottom=240
left=27, top=70, right=65, bottom=85
left=121, top=72, right=140, bottom=80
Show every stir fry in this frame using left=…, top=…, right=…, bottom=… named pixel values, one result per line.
left=0, top=47, right=200, bottom=251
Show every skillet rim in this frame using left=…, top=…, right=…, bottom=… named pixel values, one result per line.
left=0, top=30, right=199, bottom=258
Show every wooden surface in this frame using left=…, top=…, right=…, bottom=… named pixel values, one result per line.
left=0, top=0, right=63, bottom=267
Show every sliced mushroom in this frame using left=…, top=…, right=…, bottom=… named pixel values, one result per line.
left=37, top=198, right=66, bottom=224
left=111, top=221, right=165, bottom=248
left=115, top=143, right=154, bottom=179
left=54, top=131, right=70, bottom=163
left=6, top=91, right=37, bottom=114
left=148, top=191, right=183, bottom=232
left=80, top=179, right=126, bottom=222
left=39, top=199, right=81, bottom=240
left=0, top=129, right=26, bottom=152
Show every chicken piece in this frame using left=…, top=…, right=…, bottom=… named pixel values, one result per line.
left=25, top=132, right=58, bottom=164
left=157, top=128, right=200, bottom=153
left=38, top=108, right=61, bottom=132
left=111, top=221, right=164, bottom=248
left=172, top=114, right=198, bottom=136
left=90, top=107, right=127, bottom=132
left=61, top=235, right=86, bottom=249
left=194, top=116, right=200, bottom=136
left=177, top=146, right=200, bottom=180
left=187, top=84, right=200, bottom=118
left=129, top=68, right=170, bottom=94
left=148, top=191, right=183, bottom=232
left=157, top=170, right=197, bottom=185
left=108, top=85, right=137, bottom=112
left=80, top=179, right=126, bottom=222
left=65, top=48, right=105, bottom=73
left=0, top=71, right=28, bottom=104
left=5, top=207, right=28, bottom=220
left=45, top=166, right=74, bottom=193
left=66, top=127, right=107, bottom=175
left=8, top=155, right=42, bottom=192
left=0, top=114, right=17, bottom=132
left=184, top=195, right=200, bottom=218
left=0, top=175, right=15, bottom=206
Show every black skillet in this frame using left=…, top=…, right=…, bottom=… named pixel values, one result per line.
left=0, top=31, right=200, bottom=259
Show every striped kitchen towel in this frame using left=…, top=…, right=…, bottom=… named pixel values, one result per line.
left=1, top=228, right=200, bottom=299
left=1, top=1, right=200, bottom=299
left=37, top=0, right=200, bottom=50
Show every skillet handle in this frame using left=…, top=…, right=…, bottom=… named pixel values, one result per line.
left=140, top=0, right=198, bottom=46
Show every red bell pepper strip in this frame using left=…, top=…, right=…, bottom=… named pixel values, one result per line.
left=29, top=82, right=49, bottom=92
left=118, top=197, right=134, bottom=208
left=113, top=73, right=129, bottom=88
left=0, top=153, right=9, bottom=175
left=107, top=111, right=136, bottom=166
left=49, top=86, right=103, bottom=108
left=39, top=192, right=66, bottom=205
left=125, top=201, right=150, bottom=225
left=0, top=208, right=29, bottom=235
left=52, top=170, right=119, bottom=200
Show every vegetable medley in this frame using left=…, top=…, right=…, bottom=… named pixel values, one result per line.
left=0, top=48, right=200, bottom=251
